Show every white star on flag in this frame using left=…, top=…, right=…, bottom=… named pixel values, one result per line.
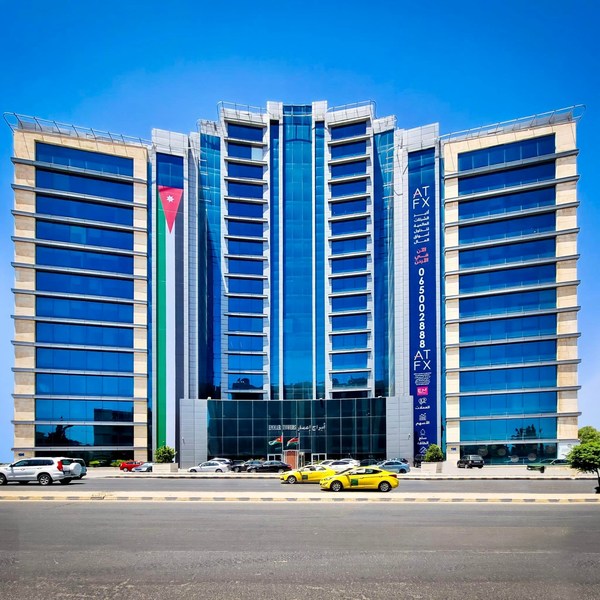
left=167, top=195, right=174, bottom=203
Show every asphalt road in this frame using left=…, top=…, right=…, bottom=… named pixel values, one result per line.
left=1, top=502, right=598, bottom=600
left=12, top=475, right=596, bottom=494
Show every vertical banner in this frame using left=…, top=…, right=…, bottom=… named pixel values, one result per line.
left=408, top=149, right=437, bottom=459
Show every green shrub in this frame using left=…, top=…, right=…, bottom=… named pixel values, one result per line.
left=111, top=460, right=125, bottom=468
left=423, top=444, right=444, bottom=462
left=154, top=445, right=176, bottom=464
left=89, top=460, right=103, bottom=468
left=568, top=442, right=600, bottom=493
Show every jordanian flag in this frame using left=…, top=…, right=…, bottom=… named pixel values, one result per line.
left=155, top=173, right=184, bottom=449
left=268, top=436, right=283, bottom=446
left=286, top=437, right=299, bottom=447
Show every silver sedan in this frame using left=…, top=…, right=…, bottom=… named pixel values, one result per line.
left=188, top=461, right=231, bottom=473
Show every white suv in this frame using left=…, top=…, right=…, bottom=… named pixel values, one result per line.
left=0, top=457, right=82, bottom=486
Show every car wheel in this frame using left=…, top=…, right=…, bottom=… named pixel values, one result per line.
left=399, top=469, right=407, bottom=474
left=277, top=468, right=285, bottom=473
left=248, top=468, right=257, bottom=473
left=378, top=481, right=392, bottom=493
left=330, top=480, right=343, bottom=492
left=38, top=473, right=53, bottom=486
left=478, top=465, right=483, bottom=469
left=0, top=474, right=7, bottom=486
left=457, top=463, right=462, bottom=468
left=467, top=465, right=472, bottom=469
left=233, top=467, right=240, bottom=473
left=190, top=469, right=197, bottom=473
left=540, top=467, right=545, bottom=474
left=216, top=469, right=223, bottom=473
left=287, top=475, right=297, bottom=484
left=59, top=479, right=71, bottom=485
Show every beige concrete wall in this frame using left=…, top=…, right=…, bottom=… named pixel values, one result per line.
left=445, top=249, right=459, bottom=272
left=557, top=416, right=578, bottom=440
left=558, top=389, right=578, bottom=413
left=556, top=259, right=578, bottom=284
left=556, top=233, right=578, bottom=258
left=558, top=363, right=578, bottom=387
left=556, top=207, right=577, bottom=233
left=445, top=298, right=459, bottom=321
left=445, top=273, right=459, bottom=297
left=557, top=285, right=578, bottom=308
left=557, top=311, right=578, bottom=335
left=14, top=293, right=35, bottom=316
left=557, top=337, right=578, bottom=361
left=445, top=347, right=460, bottom=370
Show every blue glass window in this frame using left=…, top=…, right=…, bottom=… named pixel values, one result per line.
left=228, top=316, right=263, bottom=332
left=227, top=220, right=263, bottom=238
left=332, top=352, right=369, bottom=369
left=228, top=297, right=263, bottom=314
left=35, top=374, right=134, bottom=397
left=459, top=264, right=555, bottom=293
left=35, top=424, right=134, bottom=446
left=36, top=220, right=133, bottom=250
left=36, top=195, right=133, bottom=226
left=459, top=213, right=555, bottom=244
left=460, top=340, right=556, bottom=367
left=36, top=170, right=133, bottom=201
left=331, top=256, right=367, bottom=274
left=460, top=417, right=557, bottom=442
left=228, top=258, right=263, bottom=275
left=331, top=141, right=367, bottom=160
left=228, top=163, right=263, bottom=179
left=36, top=322, right=133, bottom=347
left=228, top=200, right=263, bottom=218
left=35, top=399, right=134, bottom=422
left=460, top=366, right=557, bottom=392
left=227, top=124, right=264, bottom=142
left=227, top=143, right=263, bottom=161
left=458, top=187, right=555, bottom=220
left=227, top=374, right=263, bottom=390
left=330, top=122, right=367, bottom=140
left=228, top=278, right=263, bottom=294
left=36, top=297, right=133, bottom=323
left=460, top=289, right=556, bottom=318
left=331, top=332, right=368, bottom=350
left=458, top=135, right=555, bottom=171
left=228, top=240, right=263, bottom=256
left=227, top=335, right=263, bottom=351
left=331, top=218, right=367, bottom=236
left=36, top=143, right=133, bottom=176
left=460, top=314, right=556, bottom=342
left=460, top=392, right=557, bottom=417
left=331, top=314, right=368, bottom=331
left=331, top=198, right=367, bottom=217
left=228, top=354, right=264, bottom=371
left=36, top=246, right=133, bottom=274
left=36, top=271, right=133, bottom=299
left=331, top=237, right=368, bottom=255
left=331, top=371, right=369, bottom=388
left=459, top=239, right=555, bottom=268
left=228, top=181, right=263, bottom=199
left=331, top=294, right=368, bottom=312
left=157, top=153, right=184, bottom=188
left=331, top=160, right=367, bottom=179
left=331, top=179, right=367, bottom=198
left=459, top=163, right=555, bottom=196
left=331, top=275, right=368, bottom=292
left=37, top=348, right=133, bottom=372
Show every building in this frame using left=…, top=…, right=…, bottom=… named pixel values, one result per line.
left=7, top=102, right=582, bottom=466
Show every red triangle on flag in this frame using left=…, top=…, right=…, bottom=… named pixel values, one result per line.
left=158, top=185, right=183, bottom=233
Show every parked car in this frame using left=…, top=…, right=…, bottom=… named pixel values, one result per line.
left=188, top=461, right=230, bottom=473
left=231, top=460, right=264, bottom=473
left=360, top=458, right=380, bottom=466
left=320, top=467, right=399, bottom=492
left=377, top=460, right=411, bottom=474
left=120, top=461, right=143, bottom=472
left=133, top=462, right=153, bottom=472
left=63, top=458, right=87, bottom=479
left=0, top=457, right=81, bottom=486
left=211, top=458, right=232, bottom=465
left=246, top=460, right=291, bottom=473
left=526, top=458, right=569, bottom=473
left=457, top=455, right=485, bottom=469
left=280, top=465, right=336, bottom=484
left=329, top=460, right=360, bottom=471
left=229, top=460, right=246, bottom=472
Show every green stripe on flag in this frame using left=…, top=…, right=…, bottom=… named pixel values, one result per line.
left=156, top=191, right=167, bottom=448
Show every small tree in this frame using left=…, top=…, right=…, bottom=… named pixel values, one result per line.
left=423, top=444, right=444, bottom=462
left=567, top=442, right=600, bottom=493
left=154, top=445, right=176, bottom=464
left=578, top=426, right=600, bottom=445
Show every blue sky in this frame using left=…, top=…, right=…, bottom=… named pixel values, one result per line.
left=0, top=0, right=598, bottom=460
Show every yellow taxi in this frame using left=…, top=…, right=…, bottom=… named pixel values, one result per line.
left=319, top=467, right=399, bottom=492
left=280, top=464, right=337, bottom=484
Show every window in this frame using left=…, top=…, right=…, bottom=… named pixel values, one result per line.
left=459, top=366, right=557, bottom=392
left=330, top=122, right=367, bottom=140
left=228, top=316, right=264, bottom=332
left=458, top=135, right=555, bottom=171
left=331, top=294, right=368, bottom=312
left=228, top=297, right=263, bottom=314
left=36, top=322, right=133, bottom=347
left=331, top=198, right=367, bottom=217
left=228, top=200, right=263, bottom=218
left=36, top=271, right=134, bottom=299
left=459, top=239, right=555, bottom=268
left=228, top=278, right=263, bottom=294
left=460, top=417, right=557, bottom=442
left=331, top=352, right=369, bottom=369
left=36, top=220, right=133, bottom=250
left=331, top=141, right=367, bottom=160
left=157, top=153, right=184, bottom=188
left=331, top=179, right=367, bottom=198
left=331, top=275, right=368, bottom=293
left=331, top=160, right=367, bottom=178
left=227, top=220, right=263, bottom=238
left=458, top=187, right=555, bottom=220
left=228, top=181, right=263, bottom=199
left=36, top=246, right=133, bottom=274
left=36, top=195, right=133, bottom=226
left=227, top=143, right=263, bottom=161
left=227, top=374, right=263, bottom=390
left=228, top=240, right=263, bottom=256
left=35, top=373, right=134, bottom=396
left=331, top=332, right=368, bottom=350
left=459, top=264, right=555, bottom=294
left=459, top=340, right=556, bottom=367
left=36, top=348, right=134, bottom=372
left=331, top=314, right=368, bottom=331
left=331, top=256, right=367, bottom=274
left=331, top=218, right=367, bottom=236
left=228, top=354, right=263, bottom=371
left=459, top=163, right=555, bottom=196
left=459, top=288, right=556, bottom=318
left=228, top=258, right=263, bottom=275
left=36, top=399, right=134, bottom=421
left=36, top=142, right=134, bottom=177
left=36, top=170, right=133, bottom=201
left=35, top=424, right=134, bottom=446
left=228, top=335, right=263, bottom=351
left=227, top=124, right=264, bottom=142
left=460, top=392, right=557, bottom=417
left=36, top=297, right=133, bottom=323
left=331, top=237, right=368, bottom=255
left=228, top=163, right=263, bottom=179
left=459, top=314, right=556, bottom=342
left=459, top=213, right=555, bottom=244
left=331, top=371, right=369, bottom=388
